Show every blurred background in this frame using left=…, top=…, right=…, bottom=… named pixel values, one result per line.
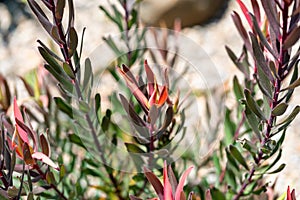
left=1, top=0, right=300, bottom=195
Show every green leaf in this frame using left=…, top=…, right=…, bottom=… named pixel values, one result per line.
left=229, top=145, right=249, bottom=170
left=282, top=77, right=300, bottom=91
left=46, top=171, right=56, bottom=184
left=68, top=27, right=78, bottom=57
left=55, top=0, right=65, bottom=20
left=8, top=186, right=19, bottom=198
left=250, top=33, right=274, bottom=83
left=125, top=143, right=145, bottom=153
left=285, top=64, right=298, bottom=103
left=225, top=147, right=239, bottom=170
left=59, top=164, right=66, bottom=181
left=63, top=62, right=75, bottom=79
left=225, top=46, right=250, bottom=78
left=272, top=103, right=288, bottom=116
left=79, top=100, right=90, bottom=113
left=213, top=153, right=221, bottom=176
left=242, top=139, right=257, bottom=158
left=27, top=192, right=34, bottom=200
left=233, top=76, right=243, bottom=101
left=224, top=108, right=236, bottom=145
left=54, top=97, right=73, bottom=118
left=244, top=89, right=267, bottom=120
left=39, top=48, right=73, bottom=92
left=277, top=106, right=300, bottom=126
left=267, top=163, right=286, bottom=174
left=210, top=187, right=226, bottom=200
left=101, top=109, right=111, bottom=132
left=83, top=58, right=93, bottom=91
left=95, top=93, right=102, bottom=123
left=68, top=133, right=86, bottom=149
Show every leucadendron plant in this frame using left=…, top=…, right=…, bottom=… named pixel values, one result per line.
left=2, top=0, right=300, bottom=199
left=206, top=0, right=300, bottom=199
left=24, top=0, right=191, bottom=199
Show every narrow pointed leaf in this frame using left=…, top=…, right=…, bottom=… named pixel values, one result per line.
left=23, top=143, right=35, bottom=165
left=244, top=89, right=266, bottom=120
left=272, top=103, right=288, bottom=116
left=144, top=60, right=155, bottom=95
left=281, top=77, right=300, bottom=91
left=277, top=106, right=300, bottom=126
left=28, top=0, right=52, bottom=34
left=40, top=134, right=50, bottom=156
left=250, top=14, right=279, bottom=59
left=32, top=152, right=59, bottom=170
left=68, top=27, right=78, bottom=56
left=55, top=0, right=65, bottom=20
left=267, top=163, right=285, bottom=174
left=143, top=167, right=164, bottom=199
left=63, top=62, right=75, bottom=79
left=14, top=98, right=29, bottom=143
left=164, top=161, right=173, bottom=200
left=119, top=94, right=145, bottom=126
left=54, top=97, right=73, bottom=119
left=250, top=33, right=274, bottom=82
left=125, top=143, right=145, bottom=153
left=229, top=145, right=249, bottom=170
left=261, top=0, right=280, bottom=37
left=168, top=165, right=178, bottom=197
left=175, top=166, right=193, bottom=200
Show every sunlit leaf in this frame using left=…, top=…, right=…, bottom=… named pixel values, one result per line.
left=32, top=152, right=59, bottom=170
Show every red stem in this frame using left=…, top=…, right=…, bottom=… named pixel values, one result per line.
left=233, top=1, right=289, bottom=199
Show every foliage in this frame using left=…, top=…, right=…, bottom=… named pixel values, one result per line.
left=0, top=0, right=299, bottom=199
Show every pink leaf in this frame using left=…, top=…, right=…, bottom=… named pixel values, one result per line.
left=236, top=0, right=253, bottom=28
left=164, top=161, right=173, bottom=200
left=13, top=97, right=29, bottom=143
left=175, top=166, right=193, bottom=200
left=32, top=152, right=59, bottom=170
left=117, top=67, right=149, bottom=111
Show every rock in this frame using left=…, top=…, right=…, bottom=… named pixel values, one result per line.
left=140, top=0, right=229, bottom=28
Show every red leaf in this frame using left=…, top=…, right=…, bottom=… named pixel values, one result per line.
left=236, top=0, right=253, bottom=28
left=143, top=167, right=164, bottom=200
left=117, top=67, right=149, bottom=111
left=163, top=161, right=173, bottom=200
left=13, top=97, right=29, bottom=143
left=32, top=152, right=59, bottom=170
left=157, top=86, right=168, bottom=107
left=23, top=143, right=35, bottom=165
left=144, top=60, right=155, bottom=96
left=40, top=134, right=50, bottom=157
left=250, top=0, right=261, bottom=25
left=175, top=166, right=193, bottom=200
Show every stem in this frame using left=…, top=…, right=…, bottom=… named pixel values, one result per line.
left=123, top=0, right=132, bottom=64
left=35, top=165, right=67, bottom=200
left=233, top=1, right=290, bottom=199
left=47, top=2, right=125, bottom=199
